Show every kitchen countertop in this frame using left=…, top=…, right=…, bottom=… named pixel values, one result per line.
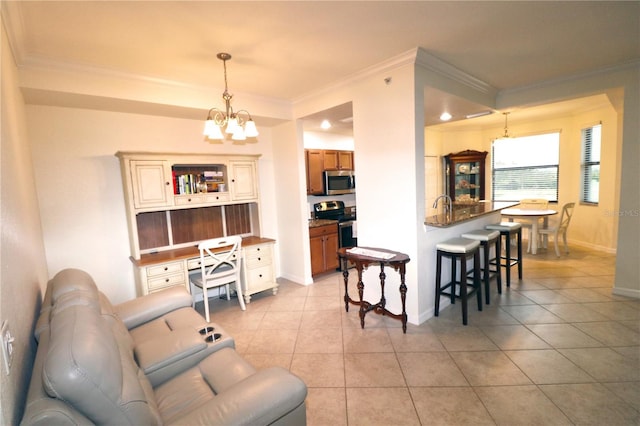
left=425, top=201, right=518, bottom=227
left=308, top=218, right=339, bottom=228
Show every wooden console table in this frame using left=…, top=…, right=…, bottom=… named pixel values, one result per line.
left=337, top=247, right=410, bottom=333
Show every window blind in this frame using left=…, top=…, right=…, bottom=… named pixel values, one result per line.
left=492, top=132, right=560, bottom=202
left=580, top=124, right=601, bottom=204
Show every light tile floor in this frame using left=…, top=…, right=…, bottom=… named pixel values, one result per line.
left=197, top=245, right=639, bottom=425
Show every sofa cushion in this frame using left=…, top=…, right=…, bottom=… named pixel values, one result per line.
left=154, top=346, right=256, bottom=423
left=156, top=347, right=307, bottom=425
left=42, top=303, right=161, bottom=425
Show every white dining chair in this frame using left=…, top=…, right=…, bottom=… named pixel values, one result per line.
left=518, top=198, right=549, bottom=251
left=189, top=235, right=245, bottom=322
left=536, top=202, right=575, bottom=256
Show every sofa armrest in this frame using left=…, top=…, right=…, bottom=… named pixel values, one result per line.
left=169, top=367, right=307, bottom=426
left=114, top=286, right=193, bottom=329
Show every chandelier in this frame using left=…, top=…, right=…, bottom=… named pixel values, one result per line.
left=203, top=53, right=258, bottom=141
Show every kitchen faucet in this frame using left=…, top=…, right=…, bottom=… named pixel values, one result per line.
left=433, top=194, right=452, bottom=215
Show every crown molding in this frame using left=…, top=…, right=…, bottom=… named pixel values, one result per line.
left=293, top=48, right=419, bottom=104
left=1, top=0, right=27, bottom=65
left=293, top=47, right=496, bottom=105
left=500, top=59, right=640, bottom=98
left=414, top=47, right=496, bottom=95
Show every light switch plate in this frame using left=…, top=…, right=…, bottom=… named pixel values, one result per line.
left=1, top=320, right=14, bottom=375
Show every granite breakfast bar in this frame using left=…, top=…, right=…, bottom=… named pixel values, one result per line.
left=422, top=201, right=518, bottom=321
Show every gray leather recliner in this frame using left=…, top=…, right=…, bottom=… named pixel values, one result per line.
left=21, top=268, right=307, bottom=425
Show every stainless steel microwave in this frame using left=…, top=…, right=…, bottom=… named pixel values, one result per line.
left=323, top=170, right=355, bottom=195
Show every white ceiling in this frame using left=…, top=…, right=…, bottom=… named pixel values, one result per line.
left=4, top=1, right=639, bottom=133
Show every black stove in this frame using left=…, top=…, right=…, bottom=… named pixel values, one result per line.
left=313, top=201, right=356, bottom=222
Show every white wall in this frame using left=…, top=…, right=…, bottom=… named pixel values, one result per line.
left=1, top=18, right=49, bottom=425
left=271, top=120, right=311, bottom=284
left=27, top=106, right=279, bottom=304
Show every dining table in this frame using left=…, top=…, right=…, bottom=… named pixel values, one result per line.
left=501, top=208, right=558, bottom=254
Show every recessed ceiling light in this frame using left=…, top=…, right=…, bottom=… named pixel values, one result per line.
left=439, top=112, right=452, bottom=121
left=320, top=119, right=332, bottom=130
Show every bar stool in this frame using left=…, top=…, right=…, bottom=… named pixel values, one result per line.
left=460, top=229, right=501, bottom=304
left=486, top=222, right=523, bottom=288
left=434, top=237, right=482, bottom=325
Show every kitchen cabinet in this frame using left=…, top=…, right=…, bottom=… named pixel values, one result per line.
left=305, top=149, right=354, bottom=195
left=323, top=150, right=354, bottom=170
left=306, top=150, right=325, bottom=195
left=309, top=223, right=339, bottom=275
left=444, top=150, right=487, bottom=205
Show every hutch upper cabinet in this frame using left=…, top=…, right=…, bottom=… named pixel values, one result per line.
left=444, top=150, right=487, bottom=205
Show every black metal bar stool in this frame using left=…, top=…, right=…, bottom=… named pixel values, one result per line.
left=434, top=237, right=482, bottom=325
left=460, top=229, right=502, bottom=304
left=485, top=222, right=523, bottom=288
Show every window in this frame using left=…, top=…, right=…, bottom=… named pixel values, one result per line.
left=580, top=124, right=601, bottom=204
left=492, top=132, right=560, bottom=202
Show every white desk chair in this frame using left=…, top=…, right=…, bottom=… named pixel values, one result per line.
left=189, top=236, right=245, bottom=322
left=537, top=202, right=575, bottom=256
left=518, top=198, right=549, bottom=251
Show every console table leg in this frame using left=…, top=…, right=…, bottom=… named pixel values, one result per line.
left=399, top=264, right=407, bottom=333
left=357, top=265, right=365, bottom=329
left=342, top=260, right=350, bottom=312
left=378, top=264, right=386, bottom=313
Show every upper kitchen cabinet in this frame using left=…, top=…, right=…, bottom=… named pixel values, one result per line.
left=305, top=149, right=354, bottom=195
left=323, top=150, right=354, bottom=170
left=444, top=150, right=487, bottom=205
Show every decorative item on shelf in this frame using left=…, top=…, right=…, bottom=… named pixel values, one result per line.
left=455, top=194, right=479, bottom=205
left=457, top=179, right=470, bottom=189
left=458, top=164, right=470, bottom=174
left=196, top=175, right=208, bottom=193
left=203, top=53, right=259, bottom=142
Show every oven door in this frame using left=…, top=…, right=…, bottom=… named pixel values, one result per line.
left=338, top=220, right=357, bottom=248
left=338, top=220, right=357, bottom=270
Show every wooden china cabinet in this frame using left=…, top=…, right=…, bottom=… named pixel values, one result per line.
left=444, top=150, right=487, bottom=205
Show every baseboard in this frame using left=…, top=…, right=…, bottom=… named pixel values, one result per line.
left=278, top=273, right=312, bottom=286
left=567, top=239, right=617, bottom=254
left=612, top=287, right=640, bottom=299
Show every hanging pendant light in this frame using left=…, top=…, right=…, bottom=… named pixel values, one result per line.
left=203, top=53, right=259, bottom=141
left=500, top=112, right=512, bottom=139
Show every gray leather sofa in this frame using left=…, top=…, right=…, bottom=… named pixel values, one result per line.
left=21, top=268, right=307, bottom=425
